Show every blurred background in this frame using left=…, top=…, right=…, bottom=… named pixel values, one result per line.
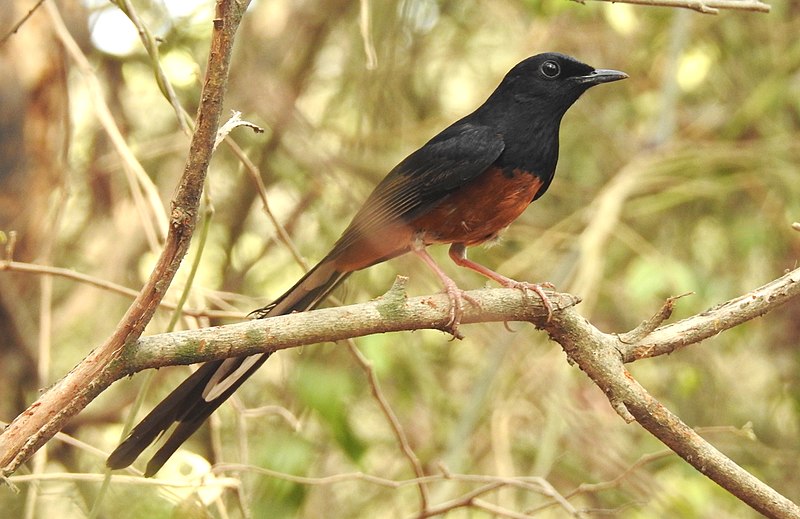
left=1, top=0, right=798, bottom=517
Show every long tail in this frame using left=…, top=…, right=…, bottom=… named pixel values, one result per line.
left=106, top=259, right=350, bottom=477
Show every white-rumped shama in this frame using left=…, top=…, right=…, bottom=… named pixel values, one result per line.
left=107, top=52, right=627, bottom=476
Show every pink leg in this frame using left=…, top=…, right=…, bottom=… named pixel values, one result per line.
left=448, top=243, right=554, bottom=321
left=413, top=247, right=478, bottom=338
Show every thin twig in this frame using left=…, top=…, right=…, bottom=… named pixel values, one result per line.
left=47, top=2, right=167, bottom=250
left=618, top=291, right=693, bottom=344
left=575, top=0, right=770, bottom=14
left=346, top=342, right=430, bottom=512
left=622, top=267, right=800, bottom=361
left=227, top=137, right=310, bottom=270
left=0, top=0, right=47, bottom=45
left=213, top=462, right=570, bottom=498
left=7, top=472, right=242, bottom=489
left=0, top=260, right=240, bottom=319
left=359, top=0, right=378, bottom=69
left=113, top=0, right=193, bottom=134
left=566, top=450, right=673, bottom=498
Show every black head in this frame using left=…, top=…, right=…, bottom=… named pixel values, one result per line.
left=466, top=53, right=626, bottom=192
left=491, top=52, right=627, bottom=112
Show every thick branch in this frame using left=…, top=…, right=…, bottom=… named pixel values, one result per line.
left=113, top=285, right=576, bottom=375
left=544, top=267, right=800, bottom=518
left=0, top=0, right=250, bottom=477
left=3, top=258, right=798, bottom=516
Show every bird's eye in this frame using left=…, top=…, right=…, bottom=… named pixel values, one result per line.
left=541, top=60, right=560, bottom=79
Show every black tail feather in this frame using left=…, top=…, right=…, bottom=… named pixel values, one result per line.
left=106, top=360, right=225, bottom=471
left=107, top=260, right=350, bottom=475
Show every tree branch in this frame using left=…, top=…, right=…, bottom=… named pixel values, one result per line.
left=0, top=0, right=251, bottom=478
left=621, top=266, right=800, bottom=362
left=3, top=258, right=799, bottom=516
left=93, top=264, right=795, bottom=517
left=113, top=283, right=577, bottom=375
left=543, top=265, right=800, bottom=518
left=0, top=259, right=241, bottom=319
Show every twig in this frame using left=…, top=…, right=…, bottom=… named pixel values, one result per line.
left=566, top=450, right=673, bottom=498
left=0, top=259, right=240, bottom=319
left=0, top=0, right=47, bottom=45
left=359, top=0, right=378, bottom=69
left=113, top=0, right=193, bottom=134
left=413, top=482, right=505, bottom=519
left=472, top=499, right=549, bottom=519
left=213, top=462, right=579, bottom=515
left=346, top=340, right=430, bottom=511
left=7, top=472, right=242, bottom=489
left=47, top=2, right=167, bottom=250
left=618, top=291, right=692, bottom=344
left=228, top=136, right=310, bottom=270
left=575, top=0, right=770, bottom=15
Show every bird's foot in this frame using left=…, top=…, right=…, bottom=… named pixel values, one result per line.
left=439, top=276, right=480, bottom=339
left=499, top=279, right=555, bottom=322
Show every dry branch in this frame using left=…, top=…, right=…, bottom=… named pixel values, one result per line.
left=104, top=265, right=798, bottom=517
left=2, top=260, right=798, bottom=515
left=622, top=267, right=800, bottom=362
left=0, top=0, right=251, bottom=478
left=544, top=266, right=800, bottom=518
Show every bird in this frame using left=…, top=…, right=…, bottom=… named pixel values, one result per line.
left=107, top=52, right=627, bottom=476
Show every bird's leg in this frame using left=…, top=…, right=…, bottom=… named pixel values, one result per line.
left=413, top=246, right=478, bottom=339
left=448, top=243, right=554, bottom=321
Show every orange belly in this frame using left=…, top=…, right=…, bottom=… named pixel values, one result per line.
left=329, top=167, right=543, bottom=272
left=412, top=167, right=543, bottom=246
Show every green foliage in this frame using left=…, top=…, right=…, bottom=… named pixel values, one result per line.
left=293, top=362, right=367, bottom=463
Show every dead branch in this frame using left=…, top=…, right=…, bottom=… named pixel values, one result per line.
left=0, top=0, right=251, bottom=478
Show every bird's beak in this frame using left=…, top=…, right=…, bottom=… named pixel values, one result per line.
left=575, top=68, right=628, bottom=85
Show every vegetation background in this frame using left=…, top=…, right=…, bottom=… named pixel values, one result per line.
left=0, top=0, right=798, bottom=517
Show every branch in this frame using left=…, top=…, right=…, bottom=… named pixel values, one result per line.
left=0, top=0, right=251, bottom=478
left=621, top=266, right=800, bottom=362
left=114, top=284, right=576, bottom=375
left=544, top=266, right=800, bottom=518
left=575, top=0, right=770, bottom=14
left=0, top=259, right=241, bottom=319
left=3, top=258, right=799, bottom=516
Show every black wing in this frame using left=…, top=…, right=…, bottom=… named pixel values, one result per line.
left=330, top=123, right=505, bottom=255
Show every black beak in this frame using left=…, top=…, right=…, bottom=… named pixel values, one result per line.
left=575, top=68, right=629, bottom=85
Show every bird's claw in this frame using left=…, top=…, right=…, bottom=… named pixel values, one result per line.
left=503, top=280, right=555, bottom=322
left=441, top=281, right=480, bottom=339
